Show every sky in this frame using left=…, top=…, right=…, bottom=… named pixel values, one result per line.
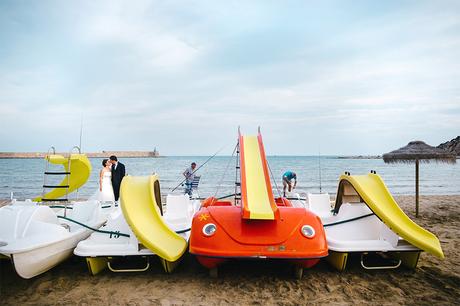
left=0, top=0, right=459, bottom=155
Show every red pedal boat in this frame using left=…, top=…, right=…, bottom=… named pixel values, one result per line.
left=189, top=129, right=328, bottom=277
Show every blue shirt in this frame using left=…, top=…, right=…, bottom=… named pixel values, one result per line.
left=283, top=171, right=296, bottom=181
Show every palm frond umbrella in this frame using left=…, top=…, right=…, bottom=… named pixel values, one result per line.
left=383, top=141, right=456, bottom=217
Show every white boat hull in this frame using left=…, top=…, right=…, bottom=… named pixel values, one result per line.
left=75, top=194, right=198, bottom=274
left=11, top=228, right=93, bottom=279
left=294, top=193, right=420, bottom=253
left=0, top=200, right=108, bottom=279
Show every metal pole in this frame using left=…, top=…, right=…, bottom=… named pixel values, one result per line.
left=415, top=159, right=419, bottom=218
left=318, top=149, right=322, bottom=193
left=79, top=115, right=83, bottom=152
left=235, top=141, right=240, bottom=206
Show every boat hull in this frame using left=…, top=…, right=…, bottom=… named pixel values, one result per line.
left=301, top=189, right=427, bottom=271
left=195, top=255, right=320, bottom=270
left=75, top=193, right=198, bottom=275
left=189, top=205, right=328, bottom=270
left=10, top=228, right=95, bottom=279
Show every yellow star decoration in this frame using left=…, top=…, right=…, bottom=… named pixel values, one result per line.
left=198, top=213, right=210, bottom=222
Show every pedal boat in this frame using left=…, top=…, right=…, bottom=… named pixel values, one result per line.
left=74, top=175, right=200, bottom=274
left=0, top=199, right=106, bottom=279
left=189, top=130, right=328, bottom=277
left=0, top=150, right=111, bottom=279
left=294, top=171, right=444, bottom=271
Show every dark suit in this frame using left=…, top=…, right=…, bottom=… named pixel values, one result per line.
left=111, top=162, right=125, bottom=201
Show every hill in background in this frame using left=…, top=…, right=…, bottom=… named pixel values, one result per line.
left=438, top=136, right=460, bottom=156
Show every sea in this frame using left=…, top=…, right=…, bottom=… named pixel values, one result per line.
left=0, top=156, right=459, bottom=200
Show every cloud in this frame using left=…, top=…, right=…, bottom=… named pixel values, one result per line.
left=0, top=1, right=459, bottom=155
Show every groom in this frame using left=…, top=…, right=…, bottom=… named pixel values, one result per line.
left=109, top=155, right=125, bottom=202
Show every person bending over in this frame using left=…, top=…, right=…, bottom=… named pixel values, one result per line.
left=282, top=170, right=297, bottom=197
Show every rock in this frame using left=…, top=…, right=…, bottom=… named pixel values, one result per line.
left=437, top=136, right=460, bottom=156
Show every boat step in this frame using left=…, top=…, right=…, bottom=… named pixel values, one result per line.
left=44, top=171, right=71, bottom=175
left=43, top=185, right=70, bottom=188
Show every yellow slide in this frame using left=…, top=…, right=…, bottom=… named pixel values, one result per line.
left=120, top=175, right=187, bottom=263
left=34, top=154, right=92, bottom=202
left=239, top=133, right=278, bottom=220
left=340, top=173, right=444, bottom=259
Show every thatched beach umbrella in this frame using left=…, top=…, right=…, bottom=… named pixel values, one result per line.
left=383, top=141, right=456, bottom=217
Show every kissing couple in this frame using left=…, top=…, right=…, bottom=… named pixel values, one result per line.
left=94, top=155, right=125, bottom=203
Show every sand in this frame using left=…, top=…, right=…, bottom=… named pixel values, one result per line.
left=1, top=195, right=459, bottom=305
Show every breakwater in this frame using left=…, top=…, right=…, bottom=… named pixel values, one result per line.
left=0, top=150, right=160, bottom=159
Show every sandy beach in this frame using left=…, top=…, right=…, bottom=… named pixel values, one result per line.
left=1, top=195, right=459, bottom=305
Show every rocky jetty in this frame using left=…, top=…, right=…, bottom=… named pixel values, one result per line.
left=438, top=136, right=460, bottom=156
left=337, top=155, right=381, bottom=159
left=0, top=150, right=160, bottom=159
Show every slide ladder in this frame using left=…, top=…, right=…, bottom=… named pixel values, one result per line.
left=34, top=146, right=91, bottom=202
left=336, top=172, right=444, bottom=259
left=239, top=130, right=279, bottom=220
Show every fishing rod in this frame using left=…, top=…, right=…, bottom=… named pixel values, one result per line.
left=318, top=146, right=322, bottom=193
left=171, top=144, right=227, bottom=192
left=267, top=158, right=282, bottom=199
left=213, top=142, right=238, bottom=198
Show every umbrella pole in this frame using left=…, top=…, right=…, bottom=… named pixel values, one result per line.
left=415, top=159, right=419, bottom=218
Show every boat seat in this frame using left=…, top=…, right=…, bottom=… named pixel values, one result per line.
left=307, top=193, right=332, bottom=217
left=328, top=203, right=381, bottom=240
left=71, top=200, right=100, bottom=223
left=342, top=182, right=361, bottom=203
left=0, top=205, right=60, bottom=240
left=212, top=201, right=233, bottom=207
left=191, top=176, right=201, bottom=191
left=276, top=198, right=293, bottom=207
left=164, top=194, right=191, bottom=224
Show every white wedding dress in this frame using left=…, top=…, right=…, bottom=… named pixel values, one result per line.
left=91, top=171, right=115, bottom=203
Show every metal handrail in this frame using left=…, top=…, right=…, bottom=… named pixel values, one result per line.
left=42, top=146, right=56, bottom=200
left=70, top=146, right=81, bottom=154
left=69, top=145, right=82, bottom=201
left=47, top=146, right=56, bottom=155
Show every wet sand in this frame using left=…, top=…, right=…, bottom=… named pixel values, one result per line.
left=1, top=195, right=459, bottom=305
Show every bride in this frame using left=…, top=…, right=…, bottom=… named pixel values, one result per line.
left=93, top=159, right=115, bottom=203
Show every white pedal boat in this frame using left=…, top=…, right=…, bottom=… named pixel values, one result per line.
left=75, top=176, right=200, bottom=275
left=0, top=199, right=107, bottom=279
left=290, top=172, right=444, bottom=271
